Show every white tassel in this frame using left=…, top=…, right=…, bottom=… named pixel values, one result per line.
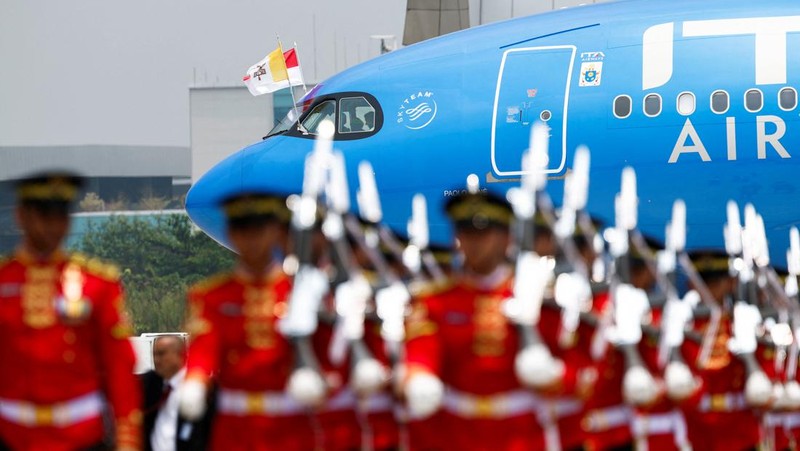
left=744, top=371, right=773, bottom=407
left=286, top=367, right=327, bottom=407
left=178, top=379, right=208, bottom=421
left=514, top=344, right=565, bottom=389
left=351, top=358, right=389, bottom=396
left=405, top=372, right=444, bottom=419
left=623, top=366, right=658, bottom=406
left=772, top=383, right=788, bottom=410
left=784, top=381, right=800, bottom=409
left=665, top=361, right=696, bottom=400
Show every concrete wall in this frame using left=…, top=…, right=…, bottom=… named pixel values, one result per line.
left=189, top=87, right=275, bottom=182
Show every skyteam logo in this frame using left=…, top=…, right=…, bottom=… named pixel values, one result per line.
left=397, top=91, right=437, bottom=130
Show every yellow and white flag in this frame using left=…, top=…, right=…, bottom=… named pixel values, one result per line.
left=243, top=47, right=304, bottom=96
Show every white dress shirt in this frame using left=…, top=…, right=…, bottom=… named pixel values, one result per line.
left=151, top=367, right=186, bottom=451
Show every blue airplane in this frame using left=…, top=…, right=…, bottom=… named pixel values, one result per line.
left=186, top=0, right=800, bottom=268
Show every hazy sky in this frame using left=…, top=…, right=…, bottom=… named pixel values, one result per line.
left=0, top=0, right=595, bottom=148
left=0, top=0, right=407, bottom=148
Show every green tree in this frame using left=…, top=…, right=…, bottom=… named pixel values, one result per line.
left=75, top=213, right=235, bottom=334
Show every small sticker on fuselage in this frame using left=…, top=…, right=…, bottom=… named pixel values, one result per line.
left=579, top=62, right=603, bottom=87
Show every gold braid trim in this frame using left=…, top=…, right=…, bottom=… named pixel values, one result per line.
left=189, top=272, right=232, bottom=295
left=115, top=410, right=142, bottom=449
left=408, top=279, right=454, bottom=298
left=68, top=253, right=121, bottom=281
left=405, top=302, right=437, bottom=341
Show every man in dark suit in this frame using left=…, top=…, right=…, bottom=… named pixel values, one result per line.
left=141, top=335, right=210, bottom=451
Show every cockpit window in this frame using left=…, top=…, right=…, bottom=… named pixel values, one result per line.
left=338, top=97, right=376, bottom=134
left=300, top=100, right=336, bottom=134
left=286, top=91, right=383, bottom=140
left=265, top=107, right=300, bottom=138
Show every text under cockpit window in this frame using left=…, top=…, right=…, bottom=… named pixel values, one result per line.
left=338, top=97, right=376, bottom=134
left=300, top=100, right=336, bottom=135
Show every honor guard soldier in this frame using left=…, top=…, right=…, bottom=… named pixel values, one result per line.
left=531, top=220, right=602, bottom=451
left=403, top=189, right=547, bottom=450
left=581, top=261, right=636, bottom=451
left=312, top=224, right=367, bottom=451
left=179, top=191, right=319, bottom=451
left=629, top=243, right=693, bottom=451
left=0, top=171, right=142, bottom=450
left=680, top=250, right=763, bottom=450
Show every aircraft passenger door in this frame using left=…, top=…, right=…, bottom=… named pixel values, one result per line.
left=491, top=45, right=576, bottom=177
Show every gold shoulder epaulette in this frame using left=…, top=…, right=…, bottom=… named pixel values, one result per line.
left=69, top=253, right=121, bottom=281
left=69, top=252, right=89, bottom=266
left=409, top=278, right=454, bottom=298
left=190, top=272, right=233, bottom=294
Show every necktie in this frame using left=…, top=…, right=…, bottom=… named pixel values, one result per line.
left=158, top=382, right=172, bottom=410
left=145, top=381, right=172, bottom=415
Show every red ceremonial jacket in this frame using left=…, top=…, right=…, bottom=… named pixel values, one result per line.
left=0, top=249, right=141, bottom=450
left=185, top=264, right=316, bottom=451
left=404, top=267, right=545, bottom=451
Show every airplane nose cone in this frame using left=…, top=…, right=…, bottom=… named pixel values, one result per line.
left=185, top=139, right=308, bottom=247
left=185, top=150, right=246, bottom=246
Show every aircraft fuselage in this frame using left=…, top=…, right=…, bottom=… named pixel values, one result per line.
left=186, top=0, right=800, bottom=267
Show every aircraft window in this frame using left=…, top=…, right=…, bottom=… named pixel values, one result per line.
left=300, top=100, right=336, bottom=134
left=677, top=92, right=695, bottom=116
left=540, top=110, right=552, bottom=122
left=744, top=89, right=763, bottom=113
left=644, top=94, right=661, bottom=117
left=265, top=107, right=301, bottom=138
left=711, top=90, right=729, bottom=114
left=779, top=87, right=798, bottom=111
left=338, top=96, right=376, bottom=134
left=613, top=95, right=632, bottom=119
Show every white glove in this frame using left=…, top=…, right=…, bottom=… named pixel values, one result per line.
left=744, top=370, right=773, bottom=407
left=611, top=284, right=650, bottom=345
left=335, top=275, right=372, bottom=341
left=376, top=281, right=411, bottom=342
left=663, top=298, right=693, bottom=349
left=504, top=253, right=552, bottom=325
left=555, top=272, right=591, bottom=335
left=351, top=358, right=389, bottom=396
left=405, top=372, right=444, bottom=419
left=730, top=302, right=761, bottom=355
left=623, top=366, right=658, bottom=406
left=515, top=344, right=565, bottom=389
left=279, top=266, right=330, bottom=337
left=286, top=367, right=327, bottom=407
left=664, top=361, right=696, bottom=400
left=178, top=379, right=208, bottom=421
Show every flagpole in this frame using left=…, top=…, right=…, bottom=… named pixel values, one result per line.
left=276, top=33, right=301, bottom=123
left=293, top=41, right=308, bottom=94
